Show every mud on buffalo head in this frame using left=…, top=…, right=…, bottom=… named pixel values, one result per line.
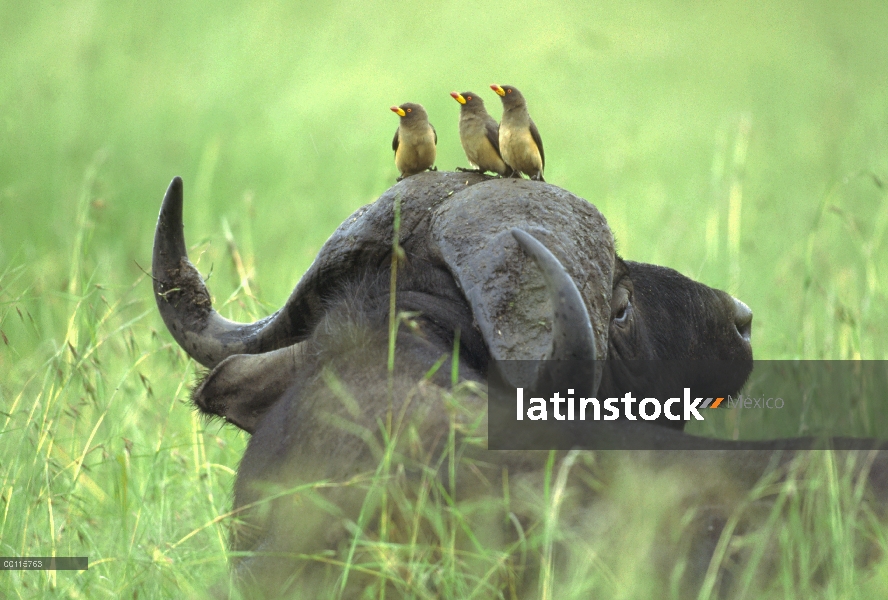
left=152, top=172, right=760, bottom=595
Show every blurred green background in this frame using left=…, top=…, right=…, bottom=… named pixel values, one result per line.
left=2, top=0, right=887, bottom=358
left=1, top=0, right=888, bottom=596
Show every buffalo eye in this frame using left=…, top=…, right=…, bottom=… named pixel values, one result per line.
left=611, top=283, right=632, bottom=329
left=614, top=300, right=631, bottom=326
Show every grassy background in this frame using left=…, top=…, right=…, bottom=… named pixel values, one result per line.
left=1, top=0, right=887, bottom=597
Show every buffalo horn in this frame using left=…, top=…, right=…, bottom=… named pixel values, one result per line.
left=511, top=229, right=601, bottom=395
left=152, top=177, right=299, bottom=368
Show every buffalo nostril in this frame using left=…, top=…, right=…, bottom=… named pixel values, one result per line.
left=732, top=298, right=752, bottom=342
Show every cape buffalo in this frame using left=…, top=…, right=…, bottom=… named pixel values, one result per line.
left=153, top=172, right=886, bottom=597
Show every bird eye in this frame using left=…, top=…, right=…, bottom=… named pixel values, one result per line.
left=407, top=108, right=412, bottom=113
left=467, top=96, right=472, bottom=100
left=506, top=89, right=512, bottom=94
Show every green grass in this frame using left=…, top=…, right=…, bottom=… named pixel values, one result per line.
left=1, top=0, right=888, bottom=597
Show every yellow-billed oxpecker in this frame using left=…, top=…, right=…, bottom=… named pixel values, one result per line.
left=450, top=91, right=512, bottom=177
left=391, top=103, right=437, bottom=181
left=490, top=84, right=545, bottom=181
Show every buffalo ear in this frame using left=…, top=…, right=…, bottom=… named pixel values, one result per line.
left=191, top=346, right=302, bottom=434
left=431, top=179, right=614, bottom=371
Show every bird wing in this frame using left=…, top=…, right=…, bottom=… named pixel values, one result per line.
left=529, top=119, right=545, bottom=169
left=392, top=128, right=400, bottom=153
left=484, top=117, right=501, bottom=154
left=432, top=123, right=437, bottom=146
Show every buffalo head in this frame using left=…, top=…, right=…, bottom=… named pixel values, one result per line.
left=154, top=172, right=754, bottom=434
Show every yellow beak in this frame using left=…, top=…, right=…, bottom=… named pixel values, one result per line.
left=390, top=106, right=406, bottom=117
left=450, top=92, right=466, bottom=104
left=490, top=84, right=506, bottom=97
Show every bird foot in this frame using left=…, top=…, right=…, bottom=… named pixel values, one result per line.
left=456, top=167, right=483, bottom=173
left=428, top=166, right=438, bottom=172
